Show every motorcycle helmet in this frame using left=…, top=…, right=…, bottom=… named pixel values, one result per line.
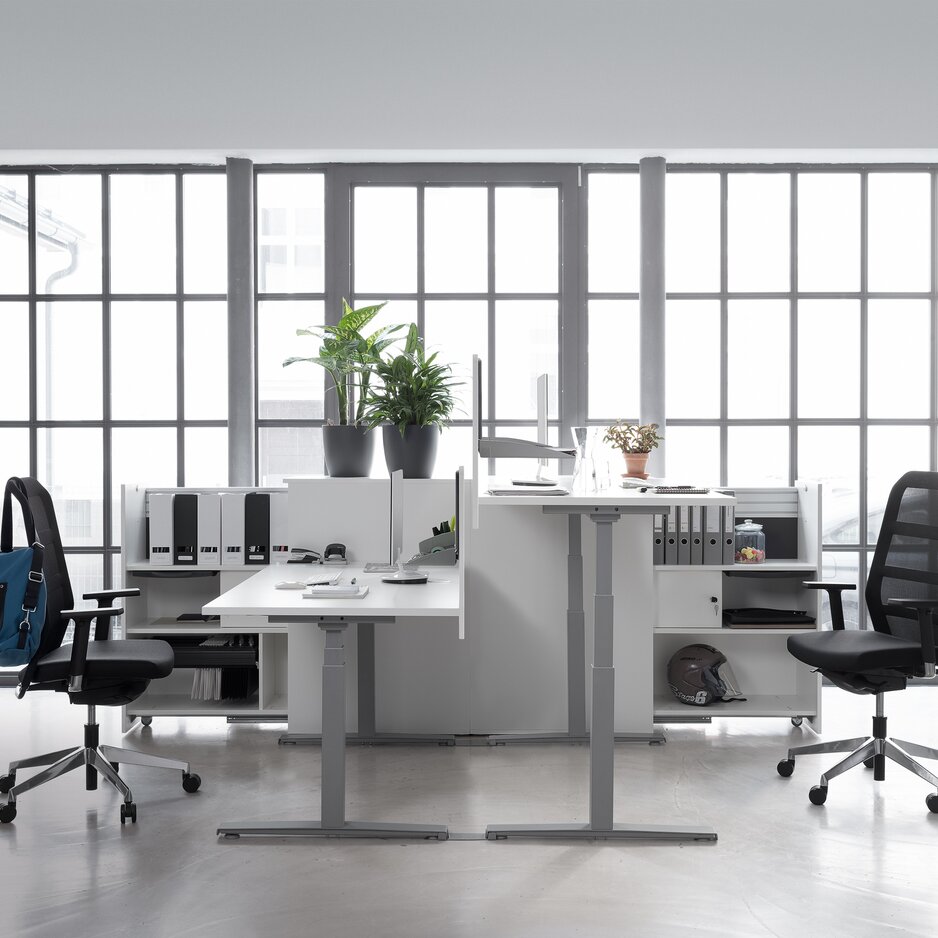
left=667, top=644, right=743, bottom=706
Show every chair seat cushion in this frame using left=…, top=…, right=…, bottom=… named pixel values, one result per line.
left=20, top=639, right=174, bottom=685
left=787, top=629, right=923, bottom=673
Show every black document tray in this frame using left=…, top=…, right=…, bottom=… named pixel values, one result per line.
left=722, top=607, right=816, bottom=626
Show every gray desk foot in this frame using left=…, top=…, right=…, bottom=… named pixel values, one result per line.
left=218, top=820, right=449, bottom=840
left=484, top=822, right=716, bottom=843
left=279, top=733, right=455, bottom=747
left=488, top=730, right=665, bottom=745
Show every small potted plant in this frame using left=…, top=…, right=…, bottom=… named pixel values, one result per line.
left=603, top=421, right=663, bottom=479
left=362, top=324, right=459, bottom=478
left=283, top=299, right=403, bottom=477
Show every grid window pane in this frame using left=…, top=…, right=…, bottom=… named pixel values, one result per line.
left=495, top=187, right=558, bottom=294
left=821, top=551, right=860, bottom=629
left=0, top=429, right=30, bottom=493
left=797, top=174, right=860, bottom=292
left=867, top=426, right=929, bottom=545
left=424, top=300, right=487, bottom=420
left=183, top=174, right=227, bottom=294
left=354, top=187, right=416, bottom=294
left=728, top=174, right=790, bottom=292
left=727, top=300, right=789, bottom=418
left=433, top=427, right=474, bottom=481
left=256, top=173, right=325, bottom=293
left=0, top=303, right=29, bottom=419
left=37, top=428, right=103, bottom=547
left=66, top=555, right=105, bottom=611
left=259, top=300, right=325, bottom=420
left=588, top=300, right=639, bottom=421
left=868, top=300, right=930, bottom=418
left=727, top=426, right=789, bottom=485
left=0, top=175, right=29, bottom=293
left=185, top=427, right=229, bottom=487
left=588, top=173, right=639, bottom=293
left=259, top=425, right=324, bottom=486
left=868, top=173, right=931, bottom=292
left=798, top=425, right=859, bottom=544
left=494, top=300, right=558, bottom=419
left=110, top=301, right=177, bottom=419
left=184, top=301, right=228, bottom=420
left=424, top=188, right=487, bottom=293
left=665, top=173, right=720, bottom=293
left=666, top=300, right=720, bottom=419
left=111, top=427, right=177, bottom=543
left=798, top=300, right=860, bottom=418
left=109, top=175, right=176, bottom=294
left=36, top=301, right=102, bottom=420
left=35, top=174, right=102, bottom=294
left=664, top=425, right=721, bottom=486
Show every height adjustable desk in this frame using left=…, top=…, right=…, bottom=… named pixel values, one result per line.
left=204, top=563, right=459, bottom=840
left=480, top=485, right=732, bottom=843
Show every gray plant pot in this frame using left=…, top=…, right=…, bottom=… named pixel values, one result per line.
left=323, top=425, right=375, bottom=477
left=382, top=424, right=440, bottom=479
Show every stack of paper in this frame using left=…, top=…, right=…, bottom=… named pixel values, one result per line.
left=303, top=584, right=370, bottom=599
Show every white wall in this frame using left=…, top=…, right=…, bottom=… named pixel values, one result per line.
left=3, top=0, right=937, bottom=162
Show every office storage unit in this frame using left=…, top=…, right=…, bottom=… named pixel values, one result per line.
left=651, top=482, right=822, bottom=728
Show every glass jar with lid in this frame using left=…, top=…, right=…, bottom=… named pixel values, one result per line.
left=735, top=519, right=766, bottom=564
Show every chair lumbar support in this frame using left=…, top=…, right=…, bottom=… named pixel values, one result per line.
left=776, top=692, right=938, bottom=812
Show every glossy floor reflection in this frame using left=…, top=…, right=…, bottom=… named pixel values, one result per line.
left=2, top=686, right=937, bottom=938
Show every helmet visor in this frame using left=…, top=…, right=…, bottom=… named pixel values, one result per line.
left=714, top=660, right=744, bottom=700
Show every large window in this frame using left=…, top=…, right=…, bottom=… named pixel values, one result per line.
left=0, top=166, right=228, bottom=595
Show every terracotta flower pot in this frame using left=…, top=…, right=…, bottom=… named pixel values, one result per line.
left=623, top=452, right=650, bottom=478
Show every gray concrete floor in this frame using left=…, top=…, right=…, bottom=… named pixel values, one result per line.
left=2, top=687, right=937, bottom=938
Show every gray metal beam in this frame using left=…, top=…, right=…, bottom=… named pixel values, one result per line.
left=226, top=157, right=256, bottom=485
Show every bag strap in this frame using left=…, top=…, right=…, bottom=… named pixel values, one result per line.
left=2, top=477, right=38, bottom=553
left=17, top=542, right=45, bottom=650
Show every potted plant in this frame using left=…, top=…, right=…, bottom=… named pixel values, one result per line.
left=603, top=421, right=663, bottom=479
left=283, top=299, right=403, bottom=477
left=362, top=324, right=459, bottom=478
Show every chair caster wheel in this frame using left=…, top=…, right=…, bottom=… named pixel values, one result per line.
left=0, top=775, right=14, bottom=795
left=140, top=716, right=153, bottom=727
left=809, top=785, right=828, bottom=806
left=864, top=757, right=875, bottom=769
left=927, top=793, right=938, bottom=814
left=777, top=759, right=795, bottom=778
left=182, top=773, right=201, bottom=793
left=120, top=802, right=137, bottom=824
left=791, top=717, right=803, bottom=727
left=0, top=803, right=16, bottom=823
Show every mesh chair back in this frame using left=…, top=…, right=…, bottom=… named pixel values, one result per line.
left=17, top=478, right=74, bottom=661
left=867, top=471, right=938, bottom=648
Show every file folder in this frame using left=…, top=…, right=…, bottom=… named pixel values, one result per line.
left=268, top=491, right=290, bottom=562
left=172, top=492, right=198, bottom=565
left=652, top=513, right=665, bottom=565
left=690, top=504, right=703, bottom=565
left=703, top=504, right=722, bottom=565
left=220, top=492, right=245, bottom=566
left=244, top=492, right=270, bottom=565
left=677, top=505, right=690, bottom=565
left=665, top=509, right=678, bottom=565
left=197, top=492, right=221, bottom=567
left=148, top=492, right=173, bottom=566
left=721, top=492, right=736, bottom=564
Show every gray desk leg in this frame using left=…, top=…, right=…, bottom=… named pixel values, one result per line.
left=279, top=621, right=455, bottom=747
left=486, top=512, right=716, bottom=843
left=218, top=621, right=448, bottom=841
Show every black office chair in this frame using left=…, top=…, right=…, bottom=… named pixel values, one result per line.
left=0, top=477, right=200, bottom=825
left=777, top=470, right=938, bottom=812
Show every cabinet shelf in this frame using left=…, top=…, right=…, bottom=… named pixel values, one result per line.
left=127, top=693, right=285, bottom=718
left=126, top=563, right=267, bottom=574
left=653, top=694, right=818, bottom=719
left=654, top=626, right=816, bottom=637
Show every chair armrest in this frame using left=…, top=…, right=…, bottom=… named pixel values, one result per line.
left=62, top=607, right=122, bottom=693
left=885, top=598, right=938, bottom=678
left=83, top=588, right=140, bottom=603
left=803, top=581, right=857, bottom=631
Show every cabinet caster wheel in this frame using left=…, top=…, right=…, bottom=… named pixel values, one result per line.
left=864, top=757, right=875, bottom=769
left=140, top=716, right=153, bottom=727
left=120, top=802, right=137, bottom=824
left=182, top=773, right=201, bottom=794
left=791, top=717, right=803, bottom=727
left=809, top=785, right=828, bottom=806
left=927, top=793, right=938, bottom=814
left=0, top=802, right=16, bottom=823
left=0, top=775, right=14, bottom=795
left=777, top=759, right=795, bottom=778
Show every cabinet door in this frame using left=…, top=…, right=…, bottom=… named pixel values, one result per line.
left=656, top=571, right=722, bottom=628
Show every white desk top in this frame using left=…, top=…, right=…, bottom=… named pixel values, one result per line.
left=479, top=480, right=735, bottom=508
left=203, top=563, right=460, bottom=618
